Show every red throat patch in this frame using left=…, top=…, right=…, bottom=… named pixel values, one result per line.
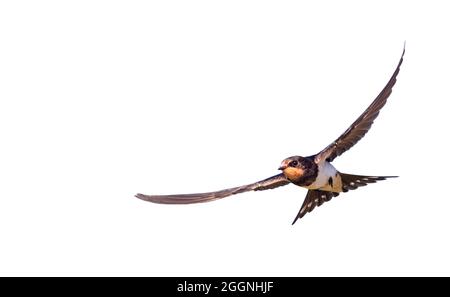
left=283, top=167, right=304, bottom=181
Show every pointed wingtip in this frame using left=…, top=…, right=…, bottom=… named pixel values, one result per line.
left=400, top=41, right=406, bottom=58
left=400, top=44, right=405, bottom=63
left=135, top=193, right=160, bottom=203
left=291, top=216, right=300, bottom=225
left=135, top=193, right=146, bottom=200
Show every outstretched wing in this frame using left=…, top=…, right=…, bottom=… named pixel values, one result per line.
left=315, top=46, right=405, bottom=164
left=292, top=190, right=340, bottom=225
left=135, top=173, right=290, bottom=204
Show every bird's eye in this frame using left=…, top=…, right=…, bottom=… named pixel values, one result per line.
left=290, top=161, right=298, bottom=167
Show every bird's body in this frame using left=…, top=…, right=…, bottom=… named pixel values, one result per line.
left=276, top=154, right=396, bottom=223
left=136, top=46, right=405, bottom=224
left=280, top=156, right=341, bottom=191
left=306, top=161, right=342, bottom=192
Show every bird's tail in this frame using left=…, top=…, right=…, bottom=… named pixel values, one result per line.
left=291, top=174, right=397, bottom=225
left=340, top=173, right=398, bottom=192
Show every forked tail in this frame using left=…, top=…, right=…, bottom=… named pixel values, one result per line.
left=291, top=174, right=397, bottom=224
left=340, top=173, right=398, bottom=192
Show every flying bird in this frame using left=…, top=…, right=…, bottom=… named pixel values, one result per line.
left=136, top=47, right=405, bottom=224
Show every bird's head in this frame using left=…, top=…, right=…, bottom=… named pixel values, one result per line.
left=278, top=156, right=308, bottom=181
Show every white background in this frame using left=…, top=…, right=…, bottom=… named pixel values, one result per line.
left=1, top=1, right=449, bottom=276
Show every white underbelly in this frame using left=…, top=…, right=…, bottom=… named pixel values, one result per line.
left=306, top=162, right=341, bottom=192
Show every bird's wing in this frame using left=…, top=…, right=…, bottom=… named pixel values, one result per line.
left=314, top=46, right=405, bottom=164
left=292, top=190, right=340, bottom=225
left=135, top=173, right=290, bottom=204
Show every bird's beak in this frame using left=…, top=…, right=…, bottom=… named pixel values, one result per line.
left=278, top=160, right=289, bottom=170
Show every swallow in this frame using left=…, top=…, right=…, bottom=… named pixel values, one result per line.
left=136, top=47, right=405, bottom=224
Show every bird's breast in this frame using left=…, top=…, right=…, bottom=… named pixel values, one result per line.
left=305, top=162, right=343, bottom=192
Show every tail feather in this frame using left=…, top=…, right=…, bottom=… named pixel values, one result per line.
left=292, top=190, right=340, bottom=225
left=292, top=174, right=397, bottom=224
left=340, top=173, right=397, bottom=192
